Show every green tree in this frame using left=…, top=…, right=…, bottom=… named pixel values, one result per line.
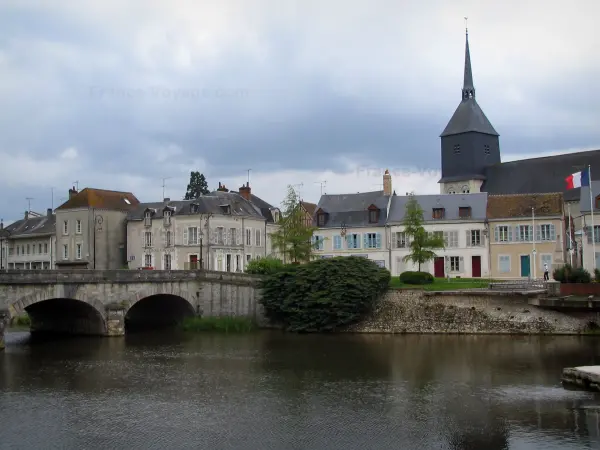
left=184, top=171, right=210, bottom=199
left=270, top=185, right=318, bottom=264
left=402, top=196, right=445, bottom=271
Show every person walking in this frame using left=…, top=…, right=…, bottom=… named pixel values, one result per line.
left=543, top=262, right=549, bottom=281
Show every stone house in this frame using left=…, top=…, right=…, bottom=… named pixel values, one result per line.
left=387, top=193, right=489, bottom=278
left=1, top=209, right=56, bottom=270
left=126, top=184, right=278, bottom=271
left=487, top=193, right=565, bottom=279
left=54, top=186, right=140, bottom=269
left=311, top=171, right=393, bottom=268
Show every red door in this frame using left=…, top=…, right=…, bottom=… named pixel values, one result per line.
left=434, top=257, right=445, bottom=278
left=472, top=256, right=481, bottom=278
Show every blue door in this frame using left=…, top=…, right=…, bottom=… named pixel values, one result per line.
left=520, top=255, right=530, bottom=278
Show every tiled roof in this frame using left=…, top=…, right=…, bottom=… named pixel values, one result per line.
left=482, top=149, right=600, bottom=202
left=300, top=201, right=317, bottom=216
left=127, top=191, right=265, bottom=221
left=3, top=213, right=55, bottom=238
left=486, top=193, right=563, bottom=219
left=56, top=188, right=140, bottom=211
left=314, top=190, right=389, bottom=227
left=387, top=193, right=488, bottom=223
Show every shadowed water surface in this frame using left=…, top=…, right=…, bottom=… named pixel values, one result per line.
left=1, top=331, right=600, bottom=449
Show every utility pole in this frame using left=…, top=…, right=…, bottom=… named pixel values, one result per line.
left=25, top=197, right=33, bottom=212
left=314, top=180, right=327, bottom=196
left=161, top=177, right=172, bottom=199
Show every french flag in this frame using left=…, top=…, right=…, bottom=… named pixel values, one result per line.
left=565, top=170, right=590, bottom=190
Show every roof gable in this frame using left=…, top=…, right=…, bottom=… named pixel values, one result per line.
left=314, top=190, right=389, bottom=228
left=56, top=188, right=139, bottom=211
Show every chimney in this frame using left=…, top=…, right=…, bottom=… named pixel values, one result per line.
left=163, top=198, right=170, bottom=202
left=24, top=211, right=29, bottom=220
left=239, top=182, right=251, bottom=201
left=68, top=186, right=78, bottom=199
left=47, top=208, right=53, bottom=217
left=1, top=219, right=3, bottom=230
left=383, top=169, right=392, bottom=196
left=216, top=182, right=229, bottom=193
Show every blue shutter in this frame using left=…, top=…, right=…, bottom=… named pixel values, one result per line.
left=550, top=224, right=556, bottom=241
left=333, top=235, right=341, bottom=249
left=346, top=235, right=352, bottom=249
left=363, top=233, right=368, bottom=249
left=376, top=233, right=382, bottom=249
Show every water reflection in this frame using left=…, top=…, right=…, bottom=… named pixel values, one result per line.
left=1, top=331, right=599, bottom=449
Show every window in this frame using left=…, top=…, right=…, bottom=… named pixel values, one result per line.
left=144, top=254, right=152, bottom=267
left=38, top=244, right=42, bottom=254
left=16, top=246, right=19, bottom=256
left=144, top=231, right=152, bottom=247
left=220, top=205, right=231, bottom=215
left=76, top=244, right=82, bottom=260
left=317, top=213, right=326, bottom=226
left=76, top=219, right=82, bottom=234
left=589, top=226, right=600, bottom=244
left=187, top=227, right=198, bottom=245
left=449, top=256, right=461, bottom=272
left=144, top=211, right=152, bottom=227
left=484, top=145, right=490, bottom=155
left=539, top=224, right=555, bottom=241
left=517, top=225, right=532, bottom=242
left=62, top=244, right=68, bottom=260
left=230, top=228, right=237, bottom=245
left=372, top=260, right=385, bottom=268
left=312, top=235, right=324, bottom=250
left=164, top=254, right=172, bottom=270
left=346, top=233, right=361, bottom=249
left=164, top=210, right=171, bottom=225
left=368, top=209, right=378, bottom=223
left=365, top=233, right=381, bottom=249
left=33, top=244, right=36, bottom=255
left=444, top=231, right=458, bottom=247
left=461, top=186, right=470, bottom=194
left=63, top=220, right=68, bottom=234
left=246, top=228, right=252, bottom=246
left=429, top=231, right=443, bottom=240
left=453, top=144, right=460, bottom=154
left=432, top=208, right=445, bottom=219
left=217, top=227, right=224, bottom=245
left=255, top=229, right=261, bottom=246
left=459, top=207, right=471, bottom=218
left=395, top=232, right=407, bottom=248
left=468, top=230, right=481, bottom=246
left=166, top=231, right=172, bottom=247
left=273, top=211, right=280, bottom=222
left=27, top=244, right=30, bottom=255
left=333, top=235, right=342, bottom=250
left=499, top=255, right=510, bottom=273
left=44, top=243, right=48, bottom=254
left=246, top=254, right=251, bottom=262
left=495, top=225, right=510, bottom=242
left=190, top=203, right=199, bottom=214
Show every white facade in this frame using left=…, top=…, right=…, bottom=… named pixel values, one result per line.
left=581, top=214, right=600, bottom=274
left=4, top=236, right=56, bottom=270
left=312, top=226, right=389, bottom=268
left=390, top=222, right=489, bottom=278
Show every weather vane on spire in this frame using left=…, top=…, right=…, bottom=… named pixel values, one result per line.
left=464, top=17, right=468, bottom=33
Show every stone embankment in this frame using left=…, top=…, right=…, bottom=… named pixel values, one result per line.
left=562, top=366, right=600, bottom=391
left=352, top=289, right=600, bottom=334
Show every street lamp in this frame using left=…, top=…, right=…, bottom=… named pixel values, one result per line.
left=340, top=222, right=347, bottom=237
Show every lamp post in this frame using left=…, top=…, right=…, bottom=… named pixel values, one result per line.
left=93, top=214, right=103, bottom=269
left=482, top=225, right=490, bottom=282
left=199, top=230, right=203, bottom=270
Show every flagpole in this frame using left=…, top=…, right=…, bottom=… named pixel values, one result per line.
left=589, top=165, right=596, bottom=271
left=532, top=206, right=536, bottom=279
left=568, top=203, right=574, bottom=266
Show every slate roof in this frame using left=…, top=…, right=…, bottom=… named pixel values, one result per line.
left=482, top=149, right=600, bottom=202
left=127, top=191, right=265, bottom=221
left=314, top=190, right=389, bottom=227
left=486, top=193, right=563, bottom=219
left=56, top=188, right=140, bottom=211
left=227, top=190, right=277, bottom=223
left=3, top=212, right=56, bottom=238
left=440, top=99, right=499, bottom=137
left=579, top=181, right=600, bottom=213
left=387, top=193, right=487, bottom=223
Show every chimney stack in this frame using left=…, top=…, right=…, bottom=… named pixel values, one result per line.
left=47, top=208, right=53, bottom=217
left=1, top=219, right=3, bottom=230
left=239, top=182, right=251, bottom=201
left=216, top=182, right=229, bottom=193
left=383, top=169, right=392, bottom=196
left=24, top=211, right=29, bottom=220
left=68, top=186, right=78, bottom=199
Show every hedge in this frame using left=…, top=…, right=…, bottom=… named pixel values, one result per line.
left=399, top=271, right=434, bottom=285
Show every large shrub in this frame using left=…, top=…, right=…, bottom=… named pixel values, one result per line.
left=553, top=264, right=591, bottom=283
left=398, top=271, right=434, bottom=285
left=259, top=256, right=390, bottom=332
left=245, top=256, right=285, bottom=275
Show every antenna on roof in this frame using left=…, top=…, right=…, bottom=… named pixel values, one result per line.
left=246, top=169, right=251, bottom=185
left=314, top=180, right=327, bottom=196
left=292, top=183, right=304, bottom=200
left=73, top=180, right=79, bottom=190
left=161, top=177, right=172, bottom=199
left=25, top=197, right=33, bottom=212
left=51, top=187, right=54, bottom=210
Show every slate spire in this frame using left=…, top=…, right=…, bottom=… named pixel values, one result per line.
left=462, top=28, right=475, bottom=100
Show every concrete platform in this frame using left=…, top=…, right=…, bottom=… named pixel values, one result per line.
left=562, top=366, right=600, bottom=392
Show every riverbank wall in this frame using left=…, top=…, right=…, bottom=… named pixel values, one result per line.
left=351, top=289, right=600, bottom=334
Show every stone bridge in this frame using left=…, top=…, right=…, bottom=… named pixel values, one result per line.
left=0, top=270, right=263, bottom=347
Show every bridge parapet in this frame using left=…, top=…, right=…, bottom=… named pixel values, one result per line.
left=0, top=269, right=262, bottom=285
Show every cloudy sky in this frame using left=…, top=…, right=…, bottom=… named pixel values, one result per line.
left=1, top=0, right=599, bottom=223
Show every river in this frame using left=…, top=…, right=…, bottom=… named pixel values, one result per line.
left=1, top=331, right=600, bottom=449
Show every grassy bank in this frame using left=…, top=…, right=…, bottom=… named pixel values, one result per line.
left=389, top=277, right=496, bottom=291
left=11, top=314, right=31, bottom=327
left=181, top=316, right=257, bottom=333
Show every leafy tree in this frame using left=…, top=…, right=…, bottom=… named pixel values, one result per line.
left=270, top=185, right=319, bottom=264
left=184, top=171, right=210, bottom=199
left=245, top=256, right=285, bottom=275
left=259, top=256, right=390, bottom=332
left=402, top=196, right=445, bottom=271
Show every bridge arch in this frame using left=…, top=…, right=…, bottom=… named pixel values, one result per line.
left=121, top=288, right=197, bottom=332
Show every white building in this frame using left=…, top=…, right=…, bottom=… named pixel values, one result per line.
left=387, top=193, right=489, bottom=278
left=579, top=182, right=600, bottom=273
left=126, top=184, right=279, bottom=271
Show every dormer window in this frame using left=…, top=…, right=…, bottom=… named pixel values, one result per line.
left=367, top=205, right=380, bottom=224
left=144, top=211, right=152, bottom=227
left=317, top=213, right=326, bottom=226
left=273, top=211, right=280, bottom=222
left=432, top=208, right=445, bottom=219
left=220, top=204, right=231, bottom=215
left=453, top=144, right=460, bottom=154
left=190, top=203, right=199, bottom=214
left=163, top=210, right=172, bottom=226
left=459, top=207, right=472, bottom=218
left=461, top=186, right=470, bottom=194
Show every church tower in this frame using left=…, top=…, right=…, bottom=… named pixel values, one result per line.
left=438, top=27, right=500, bottom=194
